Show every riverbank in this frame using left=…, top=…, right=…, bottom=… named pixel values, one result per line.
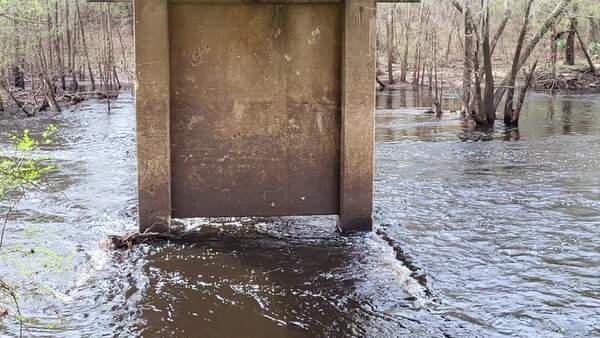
left=531, top=64, right=600, bottom=90
left=0, top=81, right=134, bottom=118
left=377, top=60, right=600, bottom=93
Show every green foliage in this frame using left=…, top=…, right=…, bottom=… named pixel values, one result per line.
left=0, top=159, right=55, bottom=198
left=42, top=124, right=57, bottom=144
left=557, top=39, right=567, bottom=51
left=0, top=125, right=57, bottom=198
left=10, top=130, right=37, bottom=152
left=0, top=124, right=59, bottom=331
left=588, top=42, right=600, bottom=57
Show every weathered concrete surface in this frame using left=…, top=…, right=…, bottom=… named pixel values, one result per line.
left=339, top=0, right=376, bottom=231
left=135, top=0, right=379, bottom=232
left=134, top=0, right=172, bottom=233
left=169, top=3, right=342, bottom=218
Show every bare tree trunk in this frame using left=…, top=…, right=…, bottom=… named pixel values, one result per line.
left=432, top=25, right=443, bottom=116
left=55, top=1, right=66, bottom=90
left=76, top=0, right=96, bottom=90
left=565, top=9, right=577, bottom=66
left=504, top=0, right=534, bottom=126
left=65, top=0, right=76, bottom=90
left=573, top=22, right=596, bottom=73
left=494, top=0, right=572, bottom=108
left=519, top=0, right=572, bottom=68
left=551, top=30, right=559, bottom=82
left=116, top=23, right=129, bottom=79
left=472, top=36, right=485, bottom=125
left=490, top=10, right=510, bottom=56
left=37, top=37, right=62, bottom=113
left=512, top=61, right=538, bottom=125
left=419, top=8, right=431, bottom=86
left=462, top=6, right=474, bottom=113
left=400, top=6, right=411, bottom=82
left=420, top=27, right=428, bottom=86
left=46, top=0, right=54, bottom=72
left=481, top=2, right=495, bottom=125
left=387, top=6, right=395, bottom=84
left=412, top=3, right=424, bottom=85
left=11, top=19, right=25, bottom=90
left=445, top=11, right=456, bottom=60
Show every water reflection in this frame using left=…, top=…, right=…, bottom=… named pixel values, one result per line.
left=376, top=87, right=462, bottom=110
left=377, top=89, right=600, bottom=142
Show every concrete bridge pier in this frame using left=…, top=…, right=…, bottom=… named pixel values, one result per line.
left=133, top=0, right=415, bottom=233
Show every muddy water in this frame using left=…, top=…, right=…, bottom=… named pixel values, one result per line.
left=0, top=90, right=599, bottom=337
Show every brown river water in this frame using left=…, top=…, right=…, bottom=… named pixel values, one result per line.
left=0, top=89, right=599, bottom=337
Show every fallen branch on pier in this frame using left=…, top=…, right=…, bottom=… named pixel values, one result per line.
left=102, top=222, right=345, bottom=251
left=102, top=225, right=269, bottom=250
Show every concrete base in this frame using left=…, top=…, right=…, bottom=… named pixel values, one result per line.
left=337, top=215, right=373, bottom=233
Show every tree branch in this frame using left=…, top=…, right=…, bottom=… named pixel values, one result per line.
left=490, top=10, right=510, bottom=56
left=494, top=0, right=572, bottom=106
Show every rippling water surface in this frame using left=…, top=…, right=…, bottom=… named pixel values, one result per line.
left=0, top=90, right=598, bottom=337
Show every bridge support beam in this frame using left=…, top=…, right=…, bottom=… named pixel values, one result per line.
left=338, top=0, right=376, bottom=232
left=134, top=0, right=172, bottom=233
left=133, top=0, right=384, bottom=233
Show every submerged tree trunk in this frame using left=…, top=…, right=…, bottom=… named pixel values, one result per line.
left=472, top=36, right=485, bottom=126
left=481, top=2, right=495, bottom=126
left=494, top=0, right=572, bottom=109
left=512, top=61, right=538, bottom=126
left=504, top=0, right=534, bottom=126
left=449, top=0, right=567, bottom=128
left=461, top=6, right=473, bottom=113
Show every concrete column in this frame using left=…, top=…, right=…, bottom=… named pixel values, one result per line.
left=134, top=0, right=172, bottom=232
left=339, top=0, right=376, bottom=232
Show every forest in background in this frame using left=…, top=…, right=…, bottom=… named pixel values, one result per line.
left=0, top=0, right=133, bottom=116
left=0, top=0, right=599, bottom=126
left=376, top=0, right=600, bottom=126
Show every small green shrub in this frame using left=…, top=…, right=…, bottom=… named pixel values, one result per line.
left=0, top=124, right=59, bottom=332
left=1, top=125, right=57, bottom=198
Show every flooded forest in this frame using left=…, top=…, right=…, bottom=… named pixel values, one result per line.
left=1, top=0, right=599, bottom=337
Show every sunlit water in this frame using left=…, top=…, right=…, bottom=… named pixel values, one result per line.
left=0, top=90, right=599, bottom=337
